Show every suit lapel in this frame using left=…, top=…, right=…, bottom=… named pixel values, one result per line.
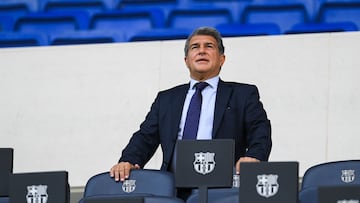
left=169, top=84, right=189, bottom=141
left=212, top=80, right=233, bottom=138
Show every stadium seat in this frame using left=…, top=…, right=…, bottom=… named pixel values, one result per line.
left=166, top=8, right=233, bottom=30
left=0, top=0, right=37, bottom=14
left=318, top=2, right=360, bottom=30
left=299, top=160, right=360, bottom=203
left=0, top=2, right=30, bottom=18
left=89, top=8, right=165, bottom=40
left=186, top=187, right=239, bottom=203
left=286, top=22, right=358, bottom=34
left=49, top=30, right=125, bottom=45
left=129, top=28, right=191, bottom=42
left=42, top=0, right=108, bottom=16
left=216, top=23, right=281, bottom=37
left=79, top=169, right=181, bottom=203
left=0, top=15, right=17, bottom=32
left=0, top=197, right=9, bottom=203
left=241, top=3, right=309, bottom=34
left=0, top=148, right=13, bottom=203
left=13, top=11, right=89, bottom=35
left=116, top=0, right=177, bottom=20
left=0, top=32, right=48, bottom=47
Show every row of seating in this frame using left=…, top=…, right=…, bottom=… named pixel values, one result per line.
left=1, top=148, right=360, bottom=203
left=0, top=0, right=359, bottom=47
left=80, top=160, right=360, bottom=203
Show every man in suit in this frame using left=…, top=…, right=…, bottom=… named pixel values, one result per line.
left=110, top=26, right=272, bottom=185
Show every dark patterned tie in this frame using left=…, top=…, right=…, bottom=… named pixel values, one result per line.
left=182, top=82, right=208, bottom=139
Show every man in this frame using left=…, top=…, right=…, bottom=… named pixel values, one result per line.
left=110, top=26, right=271, bottom=185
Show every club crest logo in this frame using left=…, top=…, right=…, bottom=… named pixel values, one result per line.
left=26, top=185, right=48, bottom=203
left=341, top=170, right=355, bottom=183
left=193, top=152, right=216, bottom=175
left=336, top=200, right=359, bottom=203
left=122, top=179, right=136, bottom=193
left=256, top=174, right=279, bottom=198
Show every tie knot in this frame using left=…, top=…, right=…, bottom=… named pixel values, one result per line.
left=195, top=82, right=208, bottom=91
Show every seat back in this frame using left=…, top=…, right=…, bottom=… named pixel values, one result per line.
left=241, top=4, right=309, bottom=33
left=186, top=187, right=238, bottom=203
left=167, top=8, right=233, bottom=31
left=318, top=2, right=360, bottom=30
left=82, top=169, right=176, bottom=198
left=301, top=160, right=360, bottom=190
left=0, top=32, right=48, bottom=47
left=0, top=148, right=13, bottom=197
left=43, top=0, right=107, bottom=16
left=14, top=11, right=89, bottom=35
left=90, top=9, right=164, bottom=40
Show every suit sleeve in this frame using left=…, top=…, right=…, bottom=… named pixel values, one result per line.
left=244, top=85, right=272, bottom=161
left=118, top=93, right=161, bottom=168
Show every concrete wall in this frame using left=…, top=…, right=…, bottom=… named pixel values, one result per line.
left=1, top=31, right=359, bottom=187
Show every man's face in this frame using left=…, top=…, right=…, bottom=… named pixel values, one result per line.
left=185, top=35, right=225, bottom=81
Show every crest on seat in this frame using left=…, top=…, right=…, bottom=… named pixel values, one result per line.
left=122, top=179, right=136, bottom=193
left=341, top=170, right=355, bottom=183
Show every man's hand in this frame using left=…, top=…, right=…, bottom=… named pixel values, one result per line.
left=235, top=157, right=260, bottom=175
left=110, top=162, right=140, bottom=181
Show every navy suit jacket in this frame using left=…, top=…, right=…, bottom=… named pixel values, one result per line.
left=119, top=79, right=272, bottom=171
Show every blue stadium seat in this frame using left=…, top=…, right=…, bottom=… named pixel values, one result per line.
left=248, top=0, right=316, bottom=20
left=116, top=0, right=177, bottom=21
left=299, top=160, right=360, bottom=203
left=0, top=32, right=48, bottom=47
left=177, top=0, right=249, bottom=23
left=318, top=2, right=360, bottom=30
left=49, top=30, right=125, bottom=45
left=129, top=28, right=191, bottom=42
left=0, top=0, right=38, bottom=13
left=0, top=2, right=30, bottom=18
left=13, top=11, right=89, bottom=35
left=286, top=22, right=358, bottom=34
left=216, top=23, right=281, bottom=37
left=79, top=170, right=183, bottom=203
left=89, top=8, right=165, bottom=40
left=241, top=3, right=310, bottom=34
left=0, top=15, right=17, bottom=31
left=186, top=187, right=239, bottom=203
left=0, top=197, right=9, bottom=203
left=166, top=8, right=233, bottom=30
left=42, top=0, right=108, bottom=16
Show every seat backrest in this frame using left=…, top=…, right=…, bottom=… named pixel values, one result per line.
left=241, top=4, right=309, bottom=34
left=166, top=8, right=233, bottom=31
left=43, top=0, right=107, bottom=16
left=82, top=169, right=176, bottom=198
left=318, top=2, right=360, bottom=29
left=0, top=148, right=13, bottom=197
left=14, top=11, right=89, bottom=35
left=0, top=32, right=48, bottom=47
left=89, top=9, right=165, bottom=40
left=186, top=187, right=239, bottom=203
left=301, top=160, right=360, bottom=190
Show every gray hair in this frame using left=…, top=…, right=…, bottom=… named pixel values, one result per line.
left=184, top=27, right=225, bottom=56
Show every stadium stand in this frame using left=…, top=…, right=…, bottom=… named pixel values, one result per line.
left=0, top=0, right=359, bottom=48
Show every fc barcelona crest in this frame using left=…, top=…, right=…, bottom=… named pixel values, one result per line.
left=256, top=174, right=279, bottom=198
left=193, top=152, right=216, bottom=175
left=122, top=179, right=136, bottom=193
left=26, top=185, right=48, bottom=203
left=341, top=170, right=355, bottom=183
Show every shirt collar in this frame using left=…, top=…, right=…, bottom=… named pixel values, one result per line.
left=189, top=76, right=219, bottom=90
